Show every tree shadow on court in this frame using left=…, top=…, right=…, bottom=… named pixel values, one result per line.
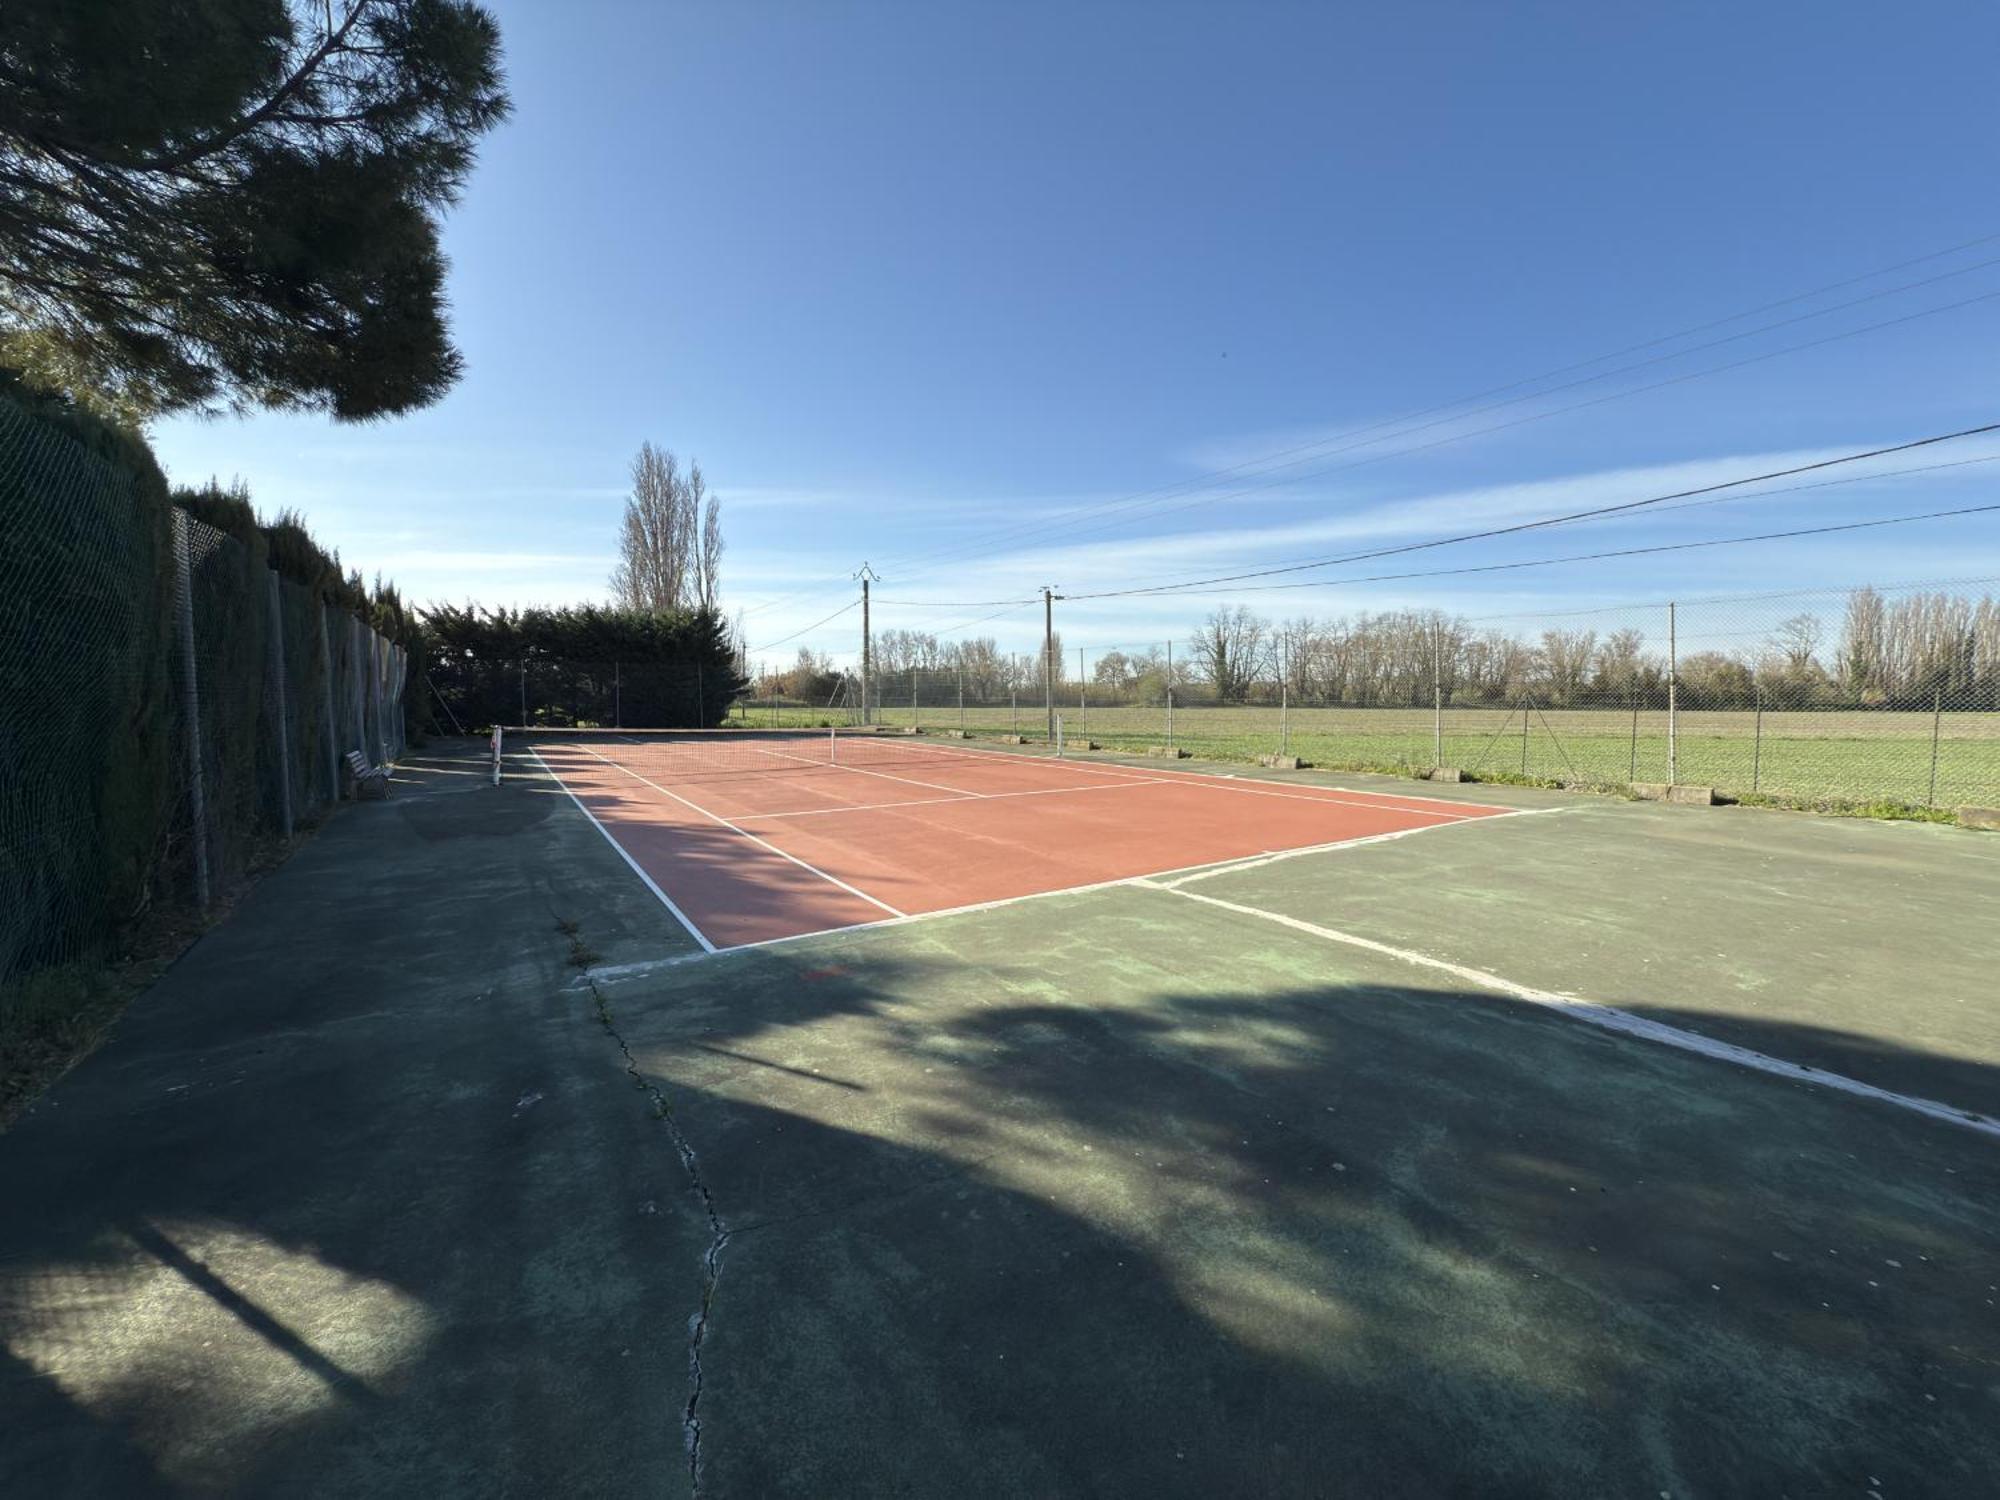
left=598, top=943, right=2000, bottom=1498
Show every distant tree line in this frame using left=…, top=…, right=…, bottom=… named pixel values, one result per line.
left=760, top=587, right=2000, bottom=713
left=1155, top=591, right=2000, bottom=710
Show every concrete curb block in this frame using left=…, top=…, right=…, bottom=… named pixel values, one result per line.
left=1958, top=805, right=2000, bottom=830
left=1632, top=782, right=1716, bottom=805
left=1145, top=745, right=1190, bottom=759
left=1257, top=754, right=1304, bottom=771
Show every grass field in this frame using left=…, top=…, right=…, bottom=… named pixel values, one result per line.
left=728, top=699, right=2000, bottom=809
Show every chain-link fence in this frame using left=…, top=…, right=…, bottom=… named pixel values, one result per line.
left=2, top=396, right=407, bottom=1000
left=837, top=580, right=2000, bottom=808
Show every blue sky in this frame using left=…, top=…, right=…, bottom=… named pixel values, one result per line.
left=150, top=2, right=2000, bottom=670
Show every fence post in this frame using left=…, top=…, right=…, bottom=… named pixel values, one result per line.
left=911, top=671, right=918, bottom=729
left=1011, top=685, right=1018, bottom=734
left=319, top=607, right=339, bottom=803
left=369, top=628, right=386, bottom=767
left=1927, top=685, right=1943, bottom=806
left=1280, top=660, right=1290, bottom=758
left=1752, top=684, right=1764, bottom=793
left=518, top=660, right=527, bottom=728
left=1520, top=696, right=1530, bottom=775
left=958, top=665, right=965, bottom=731
left=172, top=510, right=211, bottom=908
left=1166, top=641, right=1174, bottom=749
left=1667, top=601, right=1679, bottom=786
left=266, top=572, right=293, bottom=840
left=1078, top=646, right=1087, bottom=733
left=1627, top=684, right=1639, bottom=783
left=615, top=661, right=622, bottom=727
left=1432, top=630, right=1443, bottom=770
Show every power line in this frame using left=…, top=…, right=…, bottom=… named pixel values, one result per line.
left=749, top=596, right=858, bottom=652
left=866, top=240, right=2000, bottom=574
left=734, top=232, right=2000, bottom=624
left=1142, top=501, right=2000, bottom=598
left=867, top=449, right=2000, bottom=611
left=1060, top=421, right=2000, bottom=600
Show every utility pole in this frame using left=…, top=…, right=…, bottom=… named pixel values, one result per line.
left=854, top=563, right=878, bottom=726
left=1042, top=586, right=1059, bottom=743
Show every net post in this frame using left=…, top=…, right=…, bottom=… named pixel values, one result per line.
left=491, top=726, right=503, bottom=785
left=266, top=571, right=293, bottom=840
left=173, top=509, right=211, bottom=909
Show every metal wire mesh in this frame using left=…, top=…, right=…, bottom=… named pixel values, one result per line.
left=2, top=398, right=407, bottom=998
left=815, top=579, right=2000, bottom=807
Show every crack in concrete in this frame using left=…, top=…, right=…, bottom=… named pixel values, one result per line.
left=576, top=959, right=730, bottom=1496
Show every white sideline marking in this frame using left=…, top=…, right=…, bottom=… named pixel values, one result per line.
left=529, top=750, right=717, bottom=954
left=574, top=746, right=907, bottom=918
left=583, top=802, right=1522, bottom=983
left=733, top=775, right=1171, bottom=822
left=1153, top=884, right=2000, bottom=1143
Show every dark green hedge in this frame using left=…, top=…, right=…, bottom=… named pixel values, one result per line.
left=423, top=604, right=747, bottom=731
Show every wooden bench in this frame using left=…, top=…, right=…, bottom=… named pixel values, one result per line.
left=344, top=749, right=390, bottom=800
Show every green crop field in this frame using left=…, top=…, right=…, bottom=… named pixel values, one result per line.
left=730, top=698, right=2000, bottom=809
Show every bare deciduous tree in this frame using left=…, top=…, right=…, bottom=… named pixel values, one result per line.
left=1189, top=606, right=1269, bottom=703
left=610, top=443, right=726, bottom=614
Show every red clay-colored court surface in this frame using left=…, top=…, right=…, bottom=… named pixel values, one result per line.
left=524, top=732, right=1518, bottom=952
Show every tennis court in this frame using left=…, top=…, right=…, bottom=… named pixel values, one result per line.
left=505, top=727, right=1525, bottom=950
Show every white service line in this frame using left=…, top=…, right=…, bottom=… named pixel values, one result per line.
left=529, top=749, right=718, bottom=953
left=740, top=741, right=978, bottom=797
left=589, top=802, right=1523, bottom=976
left=734, top=774, right=1171, bottom=822
left=575, top=745, right=907, bottom=918
left=1153, top=883, right=2000, bottom=1143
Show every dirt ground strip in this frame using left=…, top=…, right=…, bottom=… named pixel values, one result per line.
left=2, top=738, right=1995, bottom=1497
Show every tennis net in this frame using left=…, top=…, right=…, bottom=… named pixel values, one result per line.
left=493, top=724, right=1032, bottom=784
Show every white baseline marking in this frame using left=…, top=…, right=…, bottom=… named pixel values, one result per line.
left=529, top=749, right=717, bottom=954
left=572, top=745, right=906, bottom=918
left=872, top=735, right=1520, bottom=815
left=734, top=774, right=1171, bottom=822
left=1155, top=883, right=2000, bottom=1143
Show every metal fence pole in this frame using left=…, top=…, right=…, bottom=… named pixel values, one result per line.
left=172, top=510, right=211, bottom=908
left=518, top=659, right=527, bottom=728
left=1166, top=641, right=1174, bottom=748
left=1928, top=685, right=1943, bottom=805
left=958, top=665, right=965, bottom=731
left=319, top=607, right=339, bottom=802
left=911, top=671, right=918, bottom=729
left=1667, top=601, right=1679, bottom=786
left=1627, top=684, right=1639, bottom=783
left=1520, top=697, right=1530, bottom=775
left=1078, top=645, right=1087, bottom=733
left=615, top=661, right=622, bottom=727
left=1280, top=633, right=1290, bottom=758
left=1752, top=684, right=1764, bottom=793
left=1432, top=632, right=1443, bottom=769
left=266, top=572, right=293, bottom=839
